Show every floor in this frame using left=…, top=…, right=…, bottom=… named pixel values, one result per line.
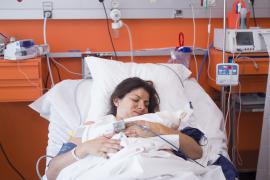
left=236, top=150, right=258, bottom=180
left=239, top=171, right=256, bottom=180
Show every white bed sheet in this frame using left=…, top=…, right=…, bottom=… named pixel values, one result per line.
left=30, top=78, right=229, bottom=178
left=57, top=151, right=226, bottom=180
left=30, top=79, right=93, bottom=164
left=183, top=79, right=229, bottom=165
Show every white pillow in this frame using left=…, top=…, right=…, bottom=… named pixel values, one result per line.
left=29, top=79, right=93, bottom=161
left=85, top=57, right=192, bottom=121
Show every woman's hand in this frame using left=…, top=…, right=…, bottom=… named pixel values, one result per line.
left=76, top=135, right=122, bottom=159
left=125, top=120, right=179, bottom=138
left=124, top=121, right=153, bottom=138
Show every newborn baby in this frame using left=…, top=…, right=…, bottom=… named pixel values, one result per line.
left=82, top=103, right=193, bottom=144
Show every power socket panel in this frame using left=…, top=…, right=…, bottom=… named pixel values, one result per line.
left=203, top=0, right=216, bottom=7
left=43, top=1, right=53, bottom=18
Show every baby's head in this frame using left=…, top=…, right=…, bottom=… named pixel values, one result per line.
left=123, top=111, right=181, bottom=130
left=123, top=103, right=194, bottom=131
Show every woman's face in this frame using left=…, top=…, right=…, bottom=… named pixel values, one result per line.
left=113, top=88, right=150, bottom=120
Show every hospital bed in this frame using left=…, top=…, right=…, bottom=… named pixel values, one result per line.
left=30, top=57, right=234, bottom=180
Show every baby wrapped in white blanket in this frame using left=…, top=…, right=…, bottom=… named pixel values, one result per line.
left=82, top=103, right=193, bottom=141
left=57, top=105, right=225, bottom=180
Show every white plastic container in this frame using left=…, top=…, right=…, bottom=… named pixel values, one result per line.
left=169, top=47, right=192, bottom=69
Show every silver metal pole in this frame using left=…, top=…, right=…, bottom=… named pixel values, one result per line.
left=221, top=0, right=227, bottom=119
left=221, top=87, right=226, bottom=116
left=222, top=0, right=227, bottom=64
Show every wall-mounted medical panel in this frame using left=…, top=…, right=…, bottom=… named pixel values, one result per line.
left=0, top=0, right=269, bottom=19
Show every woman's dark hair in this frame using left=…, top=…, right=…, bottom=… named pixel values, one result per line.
left=109, top=77, right=160, bottom=116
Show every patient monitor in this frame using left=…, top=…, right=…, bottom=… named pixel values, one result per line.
left=214, top=28, right=270, bottom=53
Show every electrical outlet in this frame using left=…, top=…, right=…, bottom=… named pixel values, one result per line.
left=208, top=0, right=216, bottom=7
left=44, top=11, right=52, bottom=18
left=111, top=0, right=120, bottom=8
left=42, top=1, right=53, bottom=18
left=174, top=9, right=183, bottom=18
left=203, top=0, right=216, bottom=7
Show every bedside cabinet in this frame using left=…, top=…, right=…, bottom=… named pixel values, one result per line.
left=0, top=57, right=44, bottom=102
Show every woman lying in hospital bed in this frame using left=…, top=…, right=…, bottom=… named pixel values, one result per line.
left=47, top=77, right=205, bottom=180
left=30, top=57, right=237, bottom=180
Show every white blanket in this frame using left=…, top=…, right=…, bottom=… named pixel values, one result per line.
left=58, top=151, right=225, bottom=180
left=57, top=114, right=226, bottom=180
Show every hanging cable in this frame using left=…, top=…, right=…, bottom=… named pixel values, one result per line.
left=230, top=58, right=243, bottom=167
left=50, top=57, right=83, bottom=76
left=0, top=143, right=26, bottom=180
left=235, top=81, right=243, bottom=166
left=100, top=1, right=118, bottom=60
left=74, top=79, right=88, bottom=125
left=206, top=7, right=216, bottom=82
left=250, top=0, right=257, bottom=27
left=123, top=23, right=134, bottom=62
left=224, top=85, right=232, bottom=144
left=43, top=13, right=55, bottom=87
left=189, top=0, right=199, bottom=80
left=45, top=72, right=50, bottom=90
left=16, top=60, right=49, bottom=92
left=198, top=48, right=209, bottom=80
left=196, top=7, right=212, bottom=80
left=132, top=123, right=205, bottom=168
left=51, top=60, right=62, bottom=82
left=157, top=64, right=185, bottom=88
left=36, top=155, right=54, bottom=180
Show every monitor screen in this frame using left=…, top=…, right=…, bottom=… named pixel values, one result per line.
left=236, top=32, right=254, bottom=46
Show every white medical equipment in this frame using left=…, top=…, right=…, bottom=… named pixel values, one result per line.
left=4, top=39, right=49, bottom=60
left=216, top=63, right=239, bottom=86
left=0, top=33, right=8, bottom=56
left=110, top=8, right=123, bottom=30
left=4, top=39, right=37, bottom=60
left=214, top=28, right=270, bottom=53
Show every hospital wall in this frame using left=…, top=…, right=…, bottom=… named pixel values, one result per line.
left=0, top=18, right=270, bottom=179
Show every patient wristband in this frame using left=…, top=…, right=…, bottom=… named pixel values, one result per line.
left=71, top=148, right=81, bottom=161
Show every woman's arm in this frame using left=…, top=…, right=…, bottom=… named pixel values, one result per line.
left=46, top=136, right=122, bottom=180
left=177, top=132, right=203, bottom=160
left=46, top=137, right=81, bottom=180
left=125, top=121, right=202, bottom=160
